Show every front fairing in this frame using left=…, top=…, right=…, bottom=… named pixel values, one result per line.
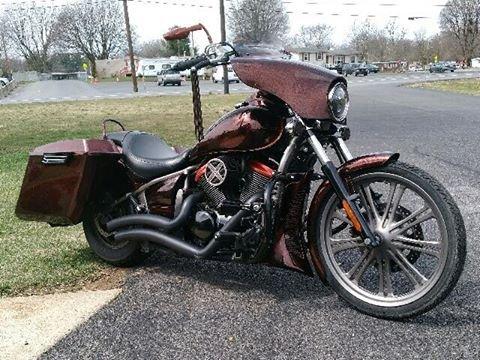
left=231, top=57, right=345, bottom=119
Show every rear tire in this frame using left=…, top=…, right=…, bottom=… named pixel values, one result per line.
left=83, top=198, right=146, bottom=267
left=312, top=161, right=466, bottom=319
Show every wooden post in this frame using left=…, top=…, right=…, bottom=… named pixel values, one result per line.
left=122, top=0, right=138, bottom=93
left=219, top=0, right=229, bottom=94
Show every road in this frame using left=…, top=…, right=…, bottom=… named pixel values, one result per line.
left=1, top=69, right=479, bottom=105
left=34, top=75, right=480, bottom=359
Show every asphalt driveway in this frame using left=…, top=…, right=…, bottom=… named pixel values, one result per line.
left=43, top=80, right=480, bottom=359
left=1, top=70, right=478, bottom=105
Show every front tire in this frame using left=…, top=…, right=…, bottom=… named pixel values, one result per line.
left=312, top=161, right=466, bottom=319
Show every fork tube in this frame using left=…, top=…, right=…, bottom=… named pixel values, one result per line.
left=335, top=138, right=353, bottom=161
left=306, top=130, right=380, bottom=247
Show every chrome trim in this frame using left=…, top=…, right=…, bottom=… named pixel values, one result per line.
left=336, top=138, right=353, bottom=161
left=328, top=82, right=349, bottom=123
left=306, top=129, right=330, bottom=165
left=133, top=166, right=197, bottom=196
left=111, top=166, right=197, bottom=208
left=278, top=136, right=301, bottom=173
left=41, top=153, right=72, bottom=165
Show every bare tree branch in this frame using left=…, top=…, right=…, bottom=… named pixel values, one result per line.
left=3, top=5, right=60, bottom=72
left=440, top=0, right=480, bottom=66
left=58, top=1, right=127, bottom=77
left=227, top=0, right=289, bottom=44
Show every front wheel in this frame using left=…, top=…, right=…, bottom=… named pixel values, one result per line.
left=312, top=161, right=466, bottom=319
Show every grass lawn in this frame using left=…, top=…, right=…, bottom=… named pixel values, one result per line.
left=409, top=78, right=480, bottom=96
left=0, top=94, right=245, bottom=297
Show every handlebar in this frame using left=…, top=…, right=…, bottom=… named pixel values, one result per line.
left=171, top=54, right=210, bottom=72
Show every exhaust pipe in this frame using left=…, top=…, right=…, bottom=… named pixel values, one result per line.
left=112, top=193, right=262, bottom=259
left=106, top=192, right=203, bottom=233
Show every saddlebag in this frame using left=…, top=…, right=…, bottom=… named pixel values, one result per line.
left=15, top=139, right=121, bottom=226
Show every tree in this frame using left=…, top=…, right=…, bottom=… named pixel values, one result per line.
left=0, top=13, right=11, bottom=75
left=348, top=19, right=409, bottom=62
left=291, top=24, right=333, bottom=49
left=58, top=1, right=127, bottom=77
left=348, top=19, right=379, bottom=61
left=3, top=5, right=60, bottom=72
left=227, top=0, right=289, bottom=44
left=164, top=27, right=192, bottom=56
left=138, top=29, right=193, bottom=59
left=440, top=0, right=480, bottom=66
left=138, top=39, right=171, bottom=58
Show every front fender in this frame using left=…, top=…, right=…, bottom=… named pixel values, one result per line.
left=306, top=152, right=399, bottom=281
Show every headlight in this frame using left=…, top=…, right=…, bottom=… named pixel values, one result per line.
left=328, top=82, right=349, bottom=123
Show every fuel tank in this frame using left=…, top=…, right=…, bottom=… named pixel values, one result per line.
left=189, top=92, right=287, bottom=159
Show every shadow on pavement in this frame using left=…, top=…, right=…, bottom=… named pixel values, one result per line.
left=139, top=251, right=334, bottom=302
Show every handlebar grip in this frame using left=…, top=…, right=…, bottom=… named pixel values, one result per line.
left=171, top=54, right=209, bottom=71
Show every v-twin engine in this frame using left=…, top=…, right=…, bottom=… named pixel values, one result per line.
left=195, top=156, right=274, bottom=209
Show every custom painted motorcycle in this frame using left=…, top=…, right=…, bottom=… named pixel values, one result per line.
left=16, top=25, right=466, bottom=319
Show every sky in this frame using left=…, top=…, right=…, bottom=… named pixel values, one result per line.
left=127, top=0, right=447, bottom=49
left=0, top=0, right=447, bottom=50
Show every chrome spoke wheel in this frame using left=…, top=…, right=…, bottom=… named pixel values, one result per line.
left=321, top=171, right=449, bottom=307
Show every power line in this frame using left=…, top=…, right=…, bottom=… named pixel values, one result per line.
left=0, top=0, right=442, bottom=19
left=0, top=0, right=214, bottom=9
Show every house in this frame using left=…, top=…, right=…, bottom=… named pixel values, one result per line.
left=288, top=47, right=361, bottom=65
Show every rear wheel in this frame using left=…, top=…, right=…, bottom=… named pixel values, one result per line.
left=83, top=192, right=145, bottom=266
left=313, top=162, right=466, bottom=319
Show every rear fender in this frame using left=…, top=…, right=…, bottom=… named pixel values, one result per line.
left=306, top=152, right=399, bottom=281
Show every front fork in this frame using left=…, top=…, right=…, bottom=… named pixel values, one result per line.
left=306, top=129, right=381, bottom=247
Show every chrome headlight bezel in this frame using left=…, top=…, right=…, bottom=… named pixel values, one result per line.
left=327, top=82, right=350, bottom=123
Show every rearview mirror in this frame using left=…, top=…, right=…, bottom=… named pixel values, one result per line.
left=163, top=24, right=213, bottom=44
left=163, top=27, right=192, bottom=41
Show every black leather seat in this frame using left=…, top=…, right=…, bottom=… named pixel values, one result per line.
left=106, top=131, right=190, bottom=180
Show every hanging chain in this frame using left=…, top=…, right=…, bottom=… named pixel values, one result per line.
left=191, top=69, right=204, bottom=142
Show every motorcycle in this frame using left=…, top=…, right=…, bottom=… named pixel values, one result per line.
left=16, top=25, right=466, bottom=319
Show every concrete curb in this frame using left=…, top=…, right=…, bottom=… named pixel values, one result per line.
left=0, top=289, right=121, bottom=360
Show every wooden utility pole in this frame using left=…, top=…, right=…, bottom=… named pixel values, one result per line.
left=122, top=0, right=138, bottom=93
left=219, top=0, right=229, bottom=94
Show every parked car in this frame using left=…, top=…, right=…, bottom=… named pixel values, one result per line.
left=408, top=65, right=423, bottom=72
left=212, top=66, right=240, bottom=83
left=0, top=77, right=9, bottom=87
left=333, top=62, right=344, bottom=74
left=365, top=63, right=379, bottom=73
left=157, top=69, right=182, bottom=86
left=429, top=62, right=455, bottom=73
left=342, top=63, right=368, bottom=76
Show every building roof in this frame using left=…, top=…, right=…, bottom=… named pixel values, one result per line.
left=287, top=47, right=329, bottom=53
left=287, top=46, right=360, bottom=56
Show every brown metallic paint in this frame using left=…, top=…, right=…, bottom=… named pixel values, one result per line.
left=306, top=152, right=399, bottom=279
left=145, top=174, right=185, bottom=218
left=269, top=172, right=314, bottom=274
left=231, top=57, right=344, bottom=119
left=16, top=139, right=121, bottom=225
left=189, top=102, right=286, bottom=160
